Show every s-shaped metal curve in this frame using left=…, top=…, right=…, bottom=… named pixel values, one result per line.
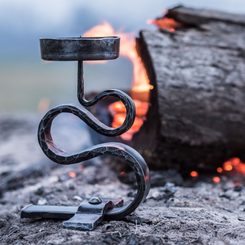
left=76, top=61, right=136, bottom=136
left=38, top=105, right=150, bottom=219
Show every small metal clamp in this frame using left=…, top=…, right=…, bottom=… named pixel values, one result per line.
left=21, top=197, right=124, bottom=231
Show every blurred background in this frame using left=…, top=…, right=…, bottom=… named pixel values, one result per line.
left=0, top=0, right=245, bottom=112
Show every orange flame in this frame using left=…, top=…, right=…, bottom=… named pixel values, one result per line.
left=148, top=17, right=182, bottom=32
left=83, top=22, right=152, bottom=140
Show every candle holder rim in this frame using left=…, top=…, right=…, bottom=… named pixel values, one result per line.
left=40, top=36, right=120, bottom=61
left=40, top=36, right=120, bottom=41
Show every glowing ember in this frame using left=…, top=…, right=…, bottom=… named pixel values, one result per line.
left=216, top=167, right=223, bottom=173
left=216, top=157, right=245, bottom=176
left=224, top=158, right=245, bottom=175
left=234, top=162, right=245, bottom=175
left=190, top=171, right=199, bottom=178
left=212, top=176, right=221, bottom=184
left=148, top=17, right=181, bottom=32
left=83, top=22, right=152, bottom=140
left=119, top=171, right=126, bottom=177
left=68, top=171, right=77, bottom=178
left=231, top=157, right=240, bottom=166
left=223, top=161, right=233, bottom=172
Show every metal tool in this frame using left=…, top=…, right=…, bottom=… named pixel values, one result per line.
left=21, top=36, right=150, bottom=231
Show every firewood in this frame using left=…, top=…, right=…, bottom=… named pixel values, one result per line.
left=134, top=6, right=245, bottom=172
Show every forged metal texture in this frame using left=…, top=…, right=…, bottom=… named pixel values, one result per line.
left=76, top=61, right=136, bottom=136
left=21, top=205, right=78, bottom=220
left=38, top=107, right=150, bottom=219
left=37, top=36, right=150, bottom=220
left=63, top=199, right=114, bottom=231
left=40, top=37, right=120, bottom=61
left=21, top=199, right=124, bottom=220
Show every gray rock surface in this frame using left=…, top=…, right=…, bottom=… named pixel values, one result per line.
left=0, top=115, right=245, bottom=244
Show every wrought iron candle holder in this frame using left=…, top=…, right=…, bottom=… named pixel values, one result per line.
left=21, top=36, right=150, bottom=231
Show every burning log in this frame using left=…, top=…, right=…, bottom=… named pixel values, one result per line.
left=134, top=6, right=245, bottom=173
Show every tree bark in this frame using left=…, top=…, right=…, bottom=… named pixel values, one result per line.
left=134, top=6, right=245, bottom=172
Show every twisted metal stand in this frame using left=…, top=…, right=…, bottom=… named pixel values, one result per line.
left=21, top=36, right=150, bottom=230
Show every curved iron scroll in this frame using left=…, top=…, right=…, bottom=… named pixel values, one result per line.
left=38, top=59, right=150, bottom=219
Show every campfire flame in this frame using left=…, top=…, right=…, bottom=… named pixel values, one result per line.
left=83, top=21, right=245, bottom=178
left=83, top=22, right=152, bottom=140
left=148, top=17, right=182, bottom=32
